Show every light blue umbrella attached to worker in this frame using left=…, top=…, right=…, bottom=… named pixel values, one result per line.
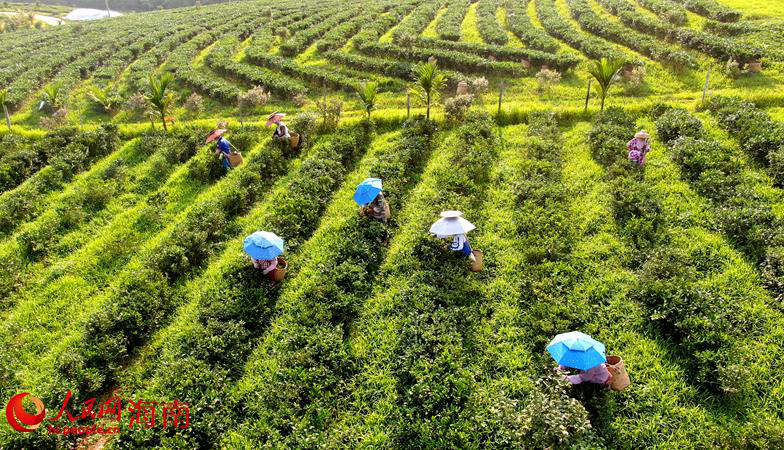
left=353, top=177, right=383, bottom=206
left=547, top=331, right=606, bottom=370
left=243, top=231, right=284, bottom=260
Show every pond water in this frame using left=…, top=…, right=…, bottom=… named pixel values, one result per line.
left=64, top=8, right=123, bottom=21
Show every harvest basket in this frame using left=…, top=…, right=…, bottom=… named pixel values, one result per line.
left=228, top=151, right=243, bottom=168
left=606, top=355, right=630, bottom=391
left=289, top=132, right=300, bottom=149
left=270, top=257, right=288, bottom=281
left=470, top=250, right=483, bottom=272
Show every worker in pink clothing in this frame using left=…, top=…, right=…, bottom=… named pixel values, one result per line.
left=627, top=130, right=651, bottom=166
left=252, top=257, right=278, bottom=276
left=558, top=363, right=612, bottom=385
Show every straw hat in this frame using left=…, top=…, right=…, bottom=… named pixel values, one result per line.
left=635, top=130, right=650, bottom=140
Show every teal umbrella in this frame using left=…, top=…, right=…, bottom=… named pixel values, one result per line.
left=547, top=331, right=606, bottom=370
left=243, top=231, right=284, bottom=260
left=353, top=177, right=383, bottom=205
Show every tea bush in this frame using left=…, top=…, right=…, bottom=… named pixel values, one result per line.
left=706, top=96, right=784, bottom=186
left=113, top=123, right=375, bottom=448
left=507, top=0, right=561, bottom=53
left=476, top=0, right=508, bottom=46
left=437, top=0, right=471, bottom=41
left=0, top=124, right=119, bottom=237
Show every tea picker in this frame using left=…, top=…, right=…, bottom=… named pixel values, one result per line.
left=548, top=331, right=630, bottom=391
left=206, top=123, right=242, bottom=173
left=353, top=177, right=390, bottom=223
left=266, top=112, right=302, bottom=151
left=243, top=231, right=288, bottom=281
left=627, top=130, right=651, bottom=167
left=430, top=211, right=483, bottom=271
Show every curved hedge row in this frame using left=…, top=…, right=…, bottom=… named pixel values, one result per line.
left=597, top=0, right=762, bottom=63
left=535, top=0, right=632, bottom=64
left=359, top=39, right=526, bottom=75
left=111, top=124, right=374, bottom=449
left=705, top=96, right=784, bottom=185
left=637, top=0, right=688, bottom=26
left=655, top=106, right=784, bottom=294
left=279, top=6, right=364, bottom=56
left=414, top=36, right=581, bottom=71
left=315, top=4, right=388, bottom=52
left=245, top=47, right=365, bottom=92
left=675, top=0, right=740, bottom=22
left=701, top=19, right=758, bottom=36
left=0, top=25, right=121, bottom=108
left=123, top=16, right=218, bottom=93
left=212, top=120, right=436, bottom=447
left=590, top=108, right=784, bottom=399
left=566, top=0, right=695, bottom=68
left=476, top=0, right=509, bottom=45
left=206, top=37, right=308, bottom=98
left=436, top=0, right=471, bottom=41
left=0, top=125, right=119, bottom=238
left=0, top=134, right=39, bottom=193
left=289, top=114, right=499, bottom=446
left=324, top=51, right=414, bottom=80
left=0, top=130, right=206, bottom=305
left=392, top=0, right=442, bottom=44
left=164, top=9, right=269, bottom=103
left=507, top=0, right=561, bottom=53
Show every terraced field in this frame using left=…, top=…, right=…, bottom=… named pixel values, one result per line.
left=1, top=0, right=784, bottom=448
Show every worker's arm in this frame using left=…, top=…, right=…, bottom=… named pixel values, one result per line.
left=262, top=258, right=278, bottom=275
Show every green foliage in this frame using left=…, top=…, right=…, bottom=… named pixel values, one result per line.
left=436, top=0, right=470, bottom=41
left=507, top=0, right=560, bottom=53
left=568, top=0, right=695, bottom=68
left=0, top=88, right=9, bottom=130
left=597, top=0, right=762, bottom=62
left=679, top=0, right=741, bottom=22
left=590, top=108, right=784, bottom=403
left=535, top=0, right=631, bottom=64
left=86, top=83, right=123, bottom=114
left=637, top=0, right=688, bottom=25
left=413, top=37, right=581, bottom=72
left=706, top=96, right=784, bottom=185
left=109, top=125, right=374, bottom=448
left=279, top=6, right=362, bottom=56
left=356, top=81, right=378, bottom=120
left=146, top=72, right=175, bottom=131
left=0, top=124, right=119, bottom=237
left=411, top=61, right=447, bottom=119
left=655, top=107, right=784, bottom=294
left=475, top=0, right=508, bottom=45
left=206, top=37, right=307, bottom=100
left=587, top=58, right=625, bottom=111
left=392, top=0, right=441, bottom=46
left=41, top=82, right=63, bottom=111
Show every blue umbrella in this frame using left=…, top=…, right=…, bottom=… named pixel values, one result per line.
left=353, top=178, right=383, bottom=206
left=243, top=231, right=284, bottom=260
left=547, top=331, right=606, bottom=370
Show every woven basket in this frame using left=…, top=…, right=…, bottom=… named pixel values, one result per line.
left=470, top=250, right=483, bottom=272
left=606, top=355, right=630, bottom=391
left=270, top=257, right=288, bottom=281
left=228, top=152, right=243, bottom=168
